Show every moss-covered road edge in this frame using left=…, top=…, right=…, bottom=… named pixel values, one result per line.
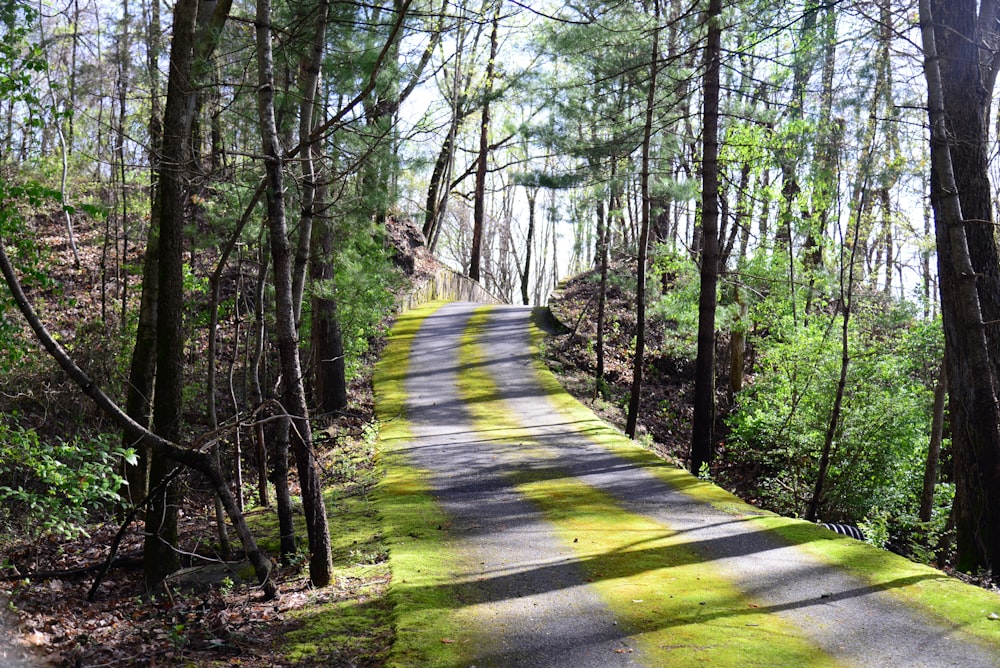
left=373, top=301, right=480, bottom=667
left=526, top=307, right=1000, bottom=650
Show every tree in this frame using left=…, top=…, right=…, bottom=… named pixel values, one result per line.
left=921, top=0, right=1000, bottom=573
left=255, top=0, right=333, bottom=587
left=689, top=0, right=722, bottom=473
left=625, top=1, right=660, bottom=439
left=143, top=0, right=201, bottom=589
left=469, top=1, right=501, bottom=283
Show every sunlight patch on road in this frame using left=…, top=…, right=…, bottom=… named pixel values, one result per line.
left=514, top=475, right=841, bottom=668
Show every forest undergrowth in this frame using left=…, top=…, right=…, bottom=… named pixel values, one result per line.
left=0, top=213, right=410, bottom=666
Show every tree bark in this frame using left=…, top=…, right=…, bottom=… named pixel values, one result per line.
left=255, top=0, right=333, bottom=587
left=291, top=0, right=330, bottom=325
left=625, top=3, right=660, bottom=439
left=689, top=0, right=722, bottom=473
left=521, top=186, right=537, bottom=306
left=469, top=2, right=500, bottom=283
left=921, top=0, right=1000, bottom=573
left=144, top=0, right=202, bottom=589
left=311, top=181, right=348, bottom=414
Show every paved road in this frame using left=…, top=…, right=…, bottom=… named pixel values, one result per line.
left=388, top=301, right=1000, bottom=667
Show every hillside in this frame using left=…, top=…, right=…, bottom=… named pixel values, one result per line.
left=543, top=259, right=721, bottom=468
left=0, top=214, right=436, bottom=666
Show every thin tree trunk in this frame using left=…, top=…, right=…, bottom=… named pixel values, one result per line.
left=250, top=243, right=271, bottom=508
left=625, top=2, right=660, bottom=439
left=255, top=0, right=333, bottom=587
left=594, top=194, right=609, bottom=399
left=806, top=180, right=865, bottom=523
left=116, top=0, right=130, bottom=328
left=521, top=186, right=536, bottom=305
left=689, top=0, right=722, bottom=472
left=291, top=0, right=330, bottom=324
left=920, top=361, right=947, bottom=523
left=469, top=2, right=501, bottom=282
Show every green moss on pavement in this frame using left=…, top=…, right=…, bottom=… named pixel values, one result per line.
left=374, top=301, right=479, bottom=667
left=524, top=306, right=1000, bottom=652
left=515, top=475, right=840, bottom=667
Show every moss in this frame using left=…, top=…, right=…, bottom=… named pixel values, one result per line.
left=374, top=301, right=480, bottom=667
left=746, top=515, right=1000, bottom=649
left=283, top=596, right=394, bottom=665
left=514, top=475, right=837, bottom=667
left=375, top=302, right=1000, bottom=665
left=523, top=311, right=1000, bottom=652
left=277, top=471, right=395, bottom=664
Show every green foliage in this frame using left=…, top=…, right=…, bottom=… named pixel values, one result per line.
left=726, top=301, right=938, bottom=526
left=308, top=220, right=403, bottom=381
left=648, top=246, right=702, bottom=359
left=0, top=179, right=61, bottom=378
left=0, top=2, right=45, bottom=127
left=0, top=419, right=135, bottom=540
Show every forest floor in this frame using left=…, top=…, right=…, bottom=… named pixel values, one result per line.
left=0, top=214, right=416, bottom=666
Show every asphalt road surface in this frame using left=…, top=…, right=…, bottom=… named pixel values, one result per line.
left=390, top=301, right=1000, bottom=667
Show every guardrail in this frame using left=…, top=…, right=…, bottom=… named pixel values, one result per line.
left=395, top=267, right=505, bottom=312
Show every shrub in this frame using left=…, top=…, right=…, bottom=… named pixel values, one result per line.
left=726, top=313, right=932, bottom=524
left=0, top=419, right=135, bottom=540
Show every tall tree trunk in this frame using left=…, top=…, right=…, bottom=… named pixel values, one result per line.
left=625, top=2, right=660, bottom=439
left=115, top=0, right=130, bottom=327
left=921, top=0, right=1000, bottom=573
left=291, top=0, right=330, bottom=324
left=689, top=0, right=722, bottom=473
left=469, top=2, right=500, bottom=282
left=143, top=0, right=202, bottom=589
left=255, top=0, right=333, bottom=587
left=250, top=242, right=271, bottom=508
left=121, top=0, right=164, bottom=507
left=311, top=177, right=348, bottom=414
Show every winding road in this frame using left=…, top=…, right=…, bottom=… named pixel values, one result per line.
left=379, top=301, right=1000, bottom=667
